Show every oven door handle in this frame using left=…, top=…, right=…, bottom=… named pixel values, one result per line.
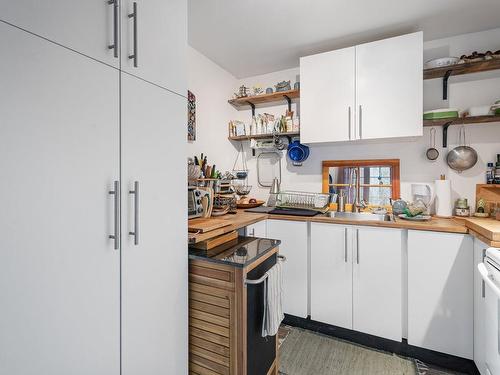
left=478, top=263, right=500, bottom=298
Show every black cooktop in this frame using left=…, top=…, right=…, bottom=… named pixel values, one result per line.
left=188, top=236, right=280, bottom=268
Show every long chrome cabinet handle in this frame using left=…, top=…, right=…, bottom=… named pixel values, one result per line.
left=358, top=105, right=362, bottom=140
left=348, top=106, right=352, bottom=140
left=129, top=181, right=139, bottom=245
left=482, top=248, right=486, bottom=298
left=128, top=2, right=138, bottom=67
left=356, top=228, right=359, bottom=264
left=344, top=227, right=348, bottom=263
left=109, top=181, right=120, bottom=250
left=108, top=0, right=118, bottom=58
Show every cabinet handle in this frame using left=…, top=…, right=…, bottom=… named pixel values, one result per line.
left=109, top=181, right=120, bottom=250
left=129, top=181, right=139, bottom=245
left=358, top=105, right=362, bottom=140
left=356, top=228, right=359, bottom=264
left=482, top=248, right=486, bottom=298
left=344, top=227, right=348, bottom=263
left=108, top=0, right=118, bottom=58
left=348, top=106, right=352, bottom=140
left=128, top=2, right=138, bottom=67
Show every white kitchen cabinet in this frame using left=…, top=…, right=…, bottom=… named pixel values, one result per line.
left=311, top=223, right=353, bottom=329
left=121, top=0, right=187, bottom=94
left=300, top=47, right=355, bottom=143
left=0, top=23, right=120, bottom=375
left=300, top=32, right=422, bottom=143
left=0, top=0, right=120, bottom=67
left=408, top=230, right=473, bottom=359
left=474, top=238, right=488, bottom=375
left=355, top=32, right=423, bottom=140
left=246, top=220, right=267, bottom=237
left=121, top=75, right=187, bottom=375
left=267, top=220, right=308, bottom=318
left=352, top=226, right=402, bottom=341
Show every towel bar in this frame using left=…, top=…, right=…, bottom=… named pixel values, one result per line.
left=244, top=255, right=286, bottom=286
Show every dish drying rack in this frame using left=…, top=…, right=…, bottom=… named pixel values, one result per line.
left=276, top=191, right=330, bottom=213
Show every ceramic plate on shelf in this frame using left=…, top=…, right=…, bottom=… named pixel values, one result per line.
left=398, top=214, right=432, bottom=221
left=424, top=57, right=460, bottom=69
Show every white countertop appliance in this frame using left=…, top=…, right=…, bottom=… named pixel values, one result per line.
left=479, top=248, right=500, bottom=375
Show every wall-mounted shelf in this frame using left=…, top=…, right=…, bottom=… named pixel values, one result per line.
left=228, top=89, right=300, bottom=116
left=423, top=115, right=500, bottom=148
left=423, top=59, right=500, bottom=100
left=228, top=131, right=300, bottom=142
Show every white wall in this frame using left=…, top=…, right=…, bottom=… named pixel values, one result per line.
left=188, top=29, right=500, bottom=211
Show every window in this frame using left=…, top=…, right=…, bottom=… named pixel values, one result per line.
left=322, top=159, right=400, bottom=207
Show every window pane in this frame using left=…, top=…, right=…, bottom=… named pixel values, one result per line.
left=359, top=166, right=392, bottom=185
left=360, top=186, right=392, bottom=206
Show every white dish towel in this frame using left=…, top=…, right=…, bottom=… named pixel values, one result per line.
left=261, top=259, right=284, bottom=337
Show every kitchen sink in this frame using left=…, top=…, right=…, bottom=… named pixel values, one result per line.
left=325, top=211, right=394, bottom=222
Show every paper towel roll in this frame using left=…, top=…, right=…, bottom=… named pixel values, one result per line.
left=435, top=179, right=452, bottom=218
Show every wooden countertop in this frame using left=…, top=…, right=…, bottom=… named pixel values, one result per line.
left=464, top=217, right=500, bottom=247
left=267, top=213, right=468, bottom=234
left=189, top=211, right=500, bottom=249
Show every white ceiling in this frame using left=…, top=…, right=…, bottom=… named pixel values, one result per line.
left=188, top=0, right=500, bottom=78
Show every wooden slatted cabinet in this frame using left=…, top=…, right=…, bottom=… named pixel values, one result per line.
left=189, top=246, right=279, bottom=375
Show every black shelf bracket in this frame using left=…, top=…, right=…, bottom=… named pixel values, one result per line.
left=442, top=70, right=452, bottom=100
left=284, top=95, right=292, bottom=112
left=247, top=102, right=256, bottom=117
left=442, top=121, right=454, bottom=148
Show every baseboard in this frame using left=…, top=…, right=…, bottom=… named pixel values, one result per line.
left=283, top=314, right=479, bottom=375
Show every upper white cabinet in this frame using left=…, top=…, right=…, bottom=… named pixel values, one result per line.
left=407, top=230, right=473, bottom=359
left=300, top=32, right=423, bottom=143
left=267, top=220, right=308, bottom=318
left=311, top=223, right=353, bottom=329
left=0, top=0, right=120, bottom=67
left=300, top=47, right=355, bottom=143
left=311, top=223, right=402, bottom=341
left=0, top=22, right=120, bottom=375
left=121, top=0, right=187, bottom=94
left=356, top=32, right=423, bottom=140
left=352, top=226, right=402, bottom=341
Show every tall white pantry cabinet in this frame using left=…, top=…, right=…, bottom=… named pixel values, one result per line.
left=0, top=0, right=187, bottom=373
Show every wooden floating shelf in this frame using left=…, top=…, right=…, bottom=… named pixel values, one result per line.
left=423, top=58, right=500, bottom=80
left=228, top=89, right=299, bottom=110
left=228, top=131, right=300, bottom=141
left=423, top=115, right=500, bottom=127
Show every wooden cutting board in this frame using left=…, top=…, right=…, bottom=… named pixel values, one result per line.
left=190, top=231, right=239, bottom=250
left=188, top=217, right=232, bottom=233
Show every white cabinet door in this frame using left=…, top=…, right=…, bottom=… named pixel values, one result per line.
left=474, top=238, right=488, bottom=375
left=0, top=23, right=120, bottom=375
left=247, top=220, right=267, bottom=237
left=353, top=226, right=402, bottom=341
left=300, top=47, right=355, bottom=144
left=355, top=32, right=422, bottom=140
left=121, top=74, right=187, bottom=375
left=408, top=230, right=473, bottom=359
left=0, top=0, right=119, bottom=67
left=267, top=220, right=308, bottom=318
left=121, top=0, right=186, bottom=95
left=311, top=223, right=352, bottom=329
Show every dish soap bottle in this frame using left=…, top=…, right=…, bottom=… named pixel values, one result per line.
left=487, top=162, right=495, bottom=184
left=495, top=155, right=500, bottom=184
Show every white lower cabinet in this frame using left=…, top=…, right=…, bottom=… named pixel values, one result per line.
left=267, top=220, right=308, bottom=318
left=407, top=230, right=473, bottom=359
left=311, top=223, right=352, bottom=329
left=352, top=226, right=402, bottom=341
left=246, top=220, right=267, bottom=237
left=474, top=238, right=488, bottom=374
left=311, top=223, right=402, bottom=341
